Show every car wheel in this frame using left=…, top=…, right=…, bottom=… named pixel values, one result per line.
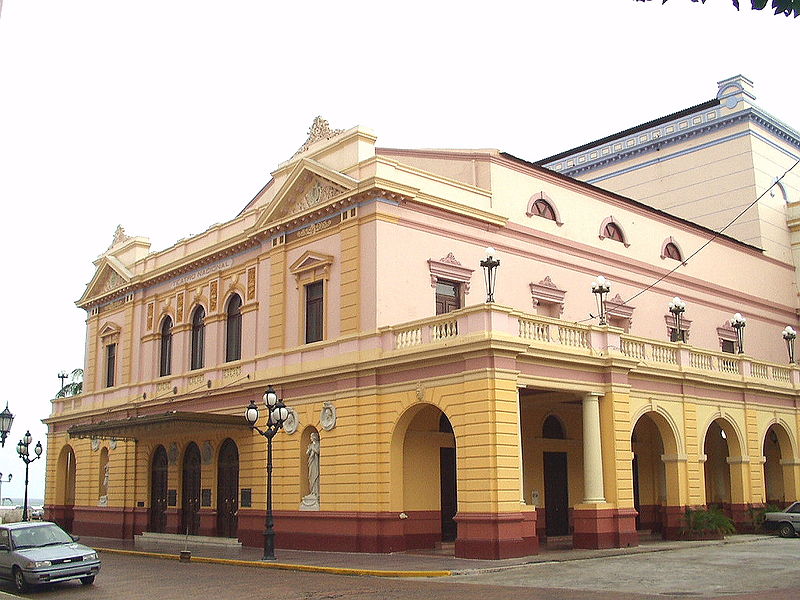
left=779, top=522, right=795, bottom=538
left=80, top=575, right=96, bottom=585
left=13, top=567, right=28, bottom=592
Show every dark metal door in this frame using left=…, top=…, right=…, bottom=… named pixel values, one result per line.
left=544, top=452, right=569, bottom=537
left=632, top=454, right=641, bottom=529
left=440, top=447, right=457, bottom=542
left=217, top=439, right=239, bottom=538
left=149, top=446, right=168, bottom=533
left=182, top=443, right=201, bottom=536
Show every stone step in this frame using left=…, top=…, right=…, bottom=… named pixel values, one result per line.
left=135, top=532, right=242, bottom=552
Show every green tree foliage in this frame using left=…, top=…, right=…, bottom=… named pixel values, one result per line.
left=635, top=0, right=800, bottom=17
left=55, top=368, right=83, bottom=398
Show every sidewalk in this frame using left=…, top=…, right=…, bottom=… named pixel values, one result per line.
left=81, top=533, right=774, bottom=578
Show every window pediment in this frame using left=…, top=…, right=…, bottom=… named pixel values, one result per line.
left=606, top=294, right=635, bottom=321
left=290, top=251, right=334, bottom=288
left=427, top=253, right=474, bottom=294
left=530, top=276, right=566, bottom=312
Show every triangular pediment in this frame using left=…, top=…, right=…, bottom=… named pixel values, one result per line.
left=289, top=251, right=335, bottom=275
left=98, top=321, right=121, bottom=338
left=254, top=159, right=357, bottom=230
left=78, top=256, right=133, bottom=307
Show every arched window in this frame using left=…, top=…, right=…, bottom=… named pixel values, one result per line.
left=159, top=316, right=173, bottom=377
left=603, top=222, right=624, bottom=242
left=225, top=295, right=242, bottom=362
left=190, top=306, right=205, bottom=370
left=663, top=242, right=682, bottom=261
left=532, top=198, right=556, bottom=221
left=542, top=415, right=565, bottom=439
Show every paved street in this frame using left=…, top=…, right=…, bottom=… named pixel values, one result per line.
left=0, top=537, right=797, bottom=599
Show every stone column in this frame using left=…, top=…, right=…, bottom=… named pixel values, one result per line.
left=583, top=392, right=606, bottom=503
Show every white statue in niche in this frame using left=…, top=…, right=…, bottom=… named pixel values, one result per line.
left=300, top=432, right=320, bottom=511
left=98, top=463, right=110, bottom=507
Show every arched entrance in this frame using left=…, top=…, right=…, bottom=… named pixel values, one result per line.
left=390, top=403, right=457, bottom=548
left=149, top=446, right=168, bottom=533
left=216, top=439, right=239, bottom=538
left=182, top=443, right=201, bottom=536
left=631, top=414, right=666, bottom=532
left=541, top=415, right=569, bottom=537
left=763, top=423, right=794, bottom=506
left=703, top=418, right=744, bottom=511
left=54, top=445, right=76, bottom=532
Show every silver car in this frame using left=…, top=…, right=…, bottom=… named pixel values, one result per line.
left=0, top=521, right=101, bottom=592
left=763, top=501, right=800, bottom=538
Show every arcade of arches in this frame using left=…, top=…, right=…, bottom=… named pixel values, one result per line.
left=44, top=388, right=800, bottom=558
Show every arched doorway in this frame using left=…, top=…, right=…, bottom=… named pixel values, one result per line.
left=54, top=445, right=76, bottom=532
left=390, top=403, right=457, bottom=548
left=702, top=418, right=744, bottom=511
left=149, top=446, right=168, bottom=533
left=631, top=414, right=666, bottom=532
left=216, top=439, right=239, bottom=538
left=763, top=423, right=794, bottom=506
left=182, top=443, right=201, bottom=536
left=541, top=414, right=569, bottom=537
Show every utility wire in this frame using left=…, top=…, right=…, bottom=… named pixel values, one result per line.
left=579, top=157, right=800, bottom=323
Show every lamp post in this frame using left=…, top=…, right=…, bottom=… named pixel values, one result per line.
left=783, top=326, right=797, bottom=364
left=245, top=385, right=290, bottom=561
left=668, top=296, right=687, bottom=342
left=57, top=371, right=68, bottom=395
left=0, top=403, right=13, bottom=447
left=480, top=247, right=500, bottom=303
left=0, top=473, right=11, bottom=504
left=591, top=275, right=611, bottom=325
left=731, top=313, right=746, bottom=354
left=16, top=431, right=43, bottom=521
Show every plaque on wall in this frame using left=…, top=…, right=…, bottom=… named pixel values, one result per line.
left=137, top=501, right=145, bottom=507
left=240, top=488, right=252, bottom=508
left=168, top=489, right=177, bottom=507
left=201, top=488, right=212, bottom=507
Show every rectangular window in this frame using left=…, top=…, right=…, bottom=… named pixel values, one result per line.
left=305, top=281, right=324, bottom=343
left=721, top=340, right=735, bottom=354
left=435, top=280, right=461, bottom=315
left=106, top=343, right=117, bottom=387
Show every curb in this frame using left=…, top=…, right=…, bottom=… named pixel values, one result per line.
left=94, top=547, right=452, bottom=578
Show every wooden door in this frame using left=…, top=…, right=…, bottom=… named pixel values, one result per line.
left=544, top=452, right=569, bottom=537
left=182, top=443, right=201, bottom=536
left=216, top=439, right=239, bottom=538
left=149, top=446, right=168, bottom=533
left=440, top=447, right=457, bottom=542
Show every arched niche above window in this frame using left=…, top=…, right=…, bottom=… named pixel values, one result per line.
left=526, top=192, right=563, bottom=226
left=660, top=237, right=684, bottom=262
left=599, top=216, right=630, bottom=247
left=542, top=414, right=566, bottom=439
left=529, top=276, right=566, bottom=316
left=427, top=253, right=473, bottom=295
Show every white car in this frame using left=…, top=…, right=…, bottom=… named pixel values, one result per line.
left=763, top=502, right=800, bottom=538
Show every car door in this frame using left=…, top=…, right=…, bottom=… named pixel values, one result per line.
left=0, top=529, right=11, bottom=580
left=786, top=502, right=800, bottom=531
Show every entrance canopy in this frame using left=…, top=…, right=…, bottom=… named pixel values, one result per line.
left=67, top=411, right=249, bottom=441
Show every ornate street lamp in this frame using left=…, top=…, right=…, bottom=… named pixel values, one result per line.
left=0, top=403, right=13, bottom=447
left=731, top=313, right=747, bottom=354
left=480, top=247, right=500, bottom=303
left=668, top=296, right=687, bottom=342
left=782, top=326, right=797, bottom=364
left=16, top=430, right=43, bottom=521
left=58, top=371, right=69, bottom=394
left=591, top=275, right=611, bottom=325
left=245, top=385, right=290, bottom=561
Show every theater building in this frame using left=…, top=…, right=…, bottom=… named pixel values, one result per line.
left=44, top=77, right=800, bottom=559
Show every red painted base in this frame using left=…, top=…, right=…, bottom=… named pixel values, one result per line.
left=454, top=511, right=538, bottom=559
left=572, top=506, right=638, bottom=549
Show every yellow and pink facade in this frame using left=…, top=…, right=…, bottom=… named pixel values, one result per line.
left=44, top=80, right=800, bottom=559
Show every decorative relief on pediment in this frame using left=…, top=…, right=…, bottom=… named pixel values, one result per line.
left=287, top=180, right=343, bottom=216
left=292, top=116, right=345, bottom=158
left=95, top=267, right=126, bottom=295
left=530, top=276, right=566, bottom=312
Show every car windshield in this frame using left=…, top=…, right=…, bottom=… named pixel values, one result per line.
left=11, top=524, right=74, bottom=549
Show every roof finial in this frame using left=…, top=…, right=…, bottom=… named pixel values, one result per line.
left=292, top=116, right=344, bottom=158
left=109, top=225, right=131, bottom=249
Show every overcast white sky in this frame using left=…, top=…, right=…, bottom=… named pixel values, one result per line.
left=0, top=1, right=797, bottom=501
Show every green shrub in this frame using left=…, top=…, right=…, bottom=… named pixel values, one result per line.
left=683, top=507, right=735, bottom=535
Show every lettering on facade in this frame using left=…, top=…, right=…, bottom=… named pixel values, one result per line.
left=288, top=214, right=340, bottom=243
left=169, top=258, right=233, bottom=290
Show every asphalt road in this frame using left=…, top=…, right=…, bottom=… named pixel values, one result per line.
left=0, top=537, right=798, bottom=600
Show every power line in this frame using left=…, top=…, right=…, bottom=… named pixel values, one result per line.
left=579, top=157, right=800, bottom=323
